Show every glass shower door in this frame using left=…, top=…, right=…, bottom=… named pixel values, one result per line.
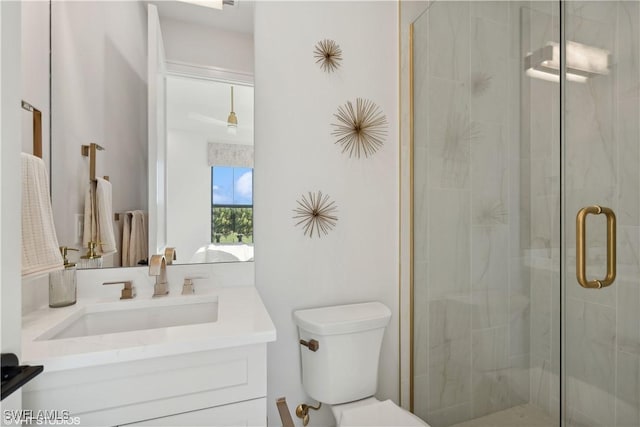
left=409, top=2, right=562, bottom=426
left=562, top=2, right=640, bottom=426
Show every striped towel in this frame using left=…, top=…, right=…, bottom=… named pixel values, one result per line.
left=21, top=153, right=64, bottom=277
left=122, top=210, right=147, bottom=266
left=83, top=178, right=117, bottom=255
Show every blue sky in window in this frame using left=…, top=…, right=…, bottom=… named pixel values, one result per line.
left=212, top=166, right=253, bottom=205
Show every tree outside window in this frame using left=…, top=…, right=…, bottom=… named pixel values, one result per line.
left=211, top=166, right=253, bottom=243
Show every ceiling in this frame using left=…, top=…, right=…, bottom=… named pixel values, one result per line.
left=166, top=75, right=254, bottom=146
left=149, top=0, right=254, bottom=34
left=155, top=0, right=255, bottom=145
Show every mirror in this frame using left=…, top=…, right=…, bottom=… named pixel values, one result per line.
left=49, top=0, right=255, bottom=268
left=165, top=76, right=254, bottom=264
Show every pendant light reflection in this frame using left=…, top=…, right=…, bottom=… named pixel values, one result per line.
left=227, top=86, right=238, bottom=135
left=525, top=40, right=610, bottom=83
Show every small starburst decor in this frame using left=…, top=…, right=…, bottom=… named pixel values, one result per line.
left=293, top=191, right=338, bottom=238
left=331, top=98, right=388, bottom=158
left=314, top=39, right=343, bottom=73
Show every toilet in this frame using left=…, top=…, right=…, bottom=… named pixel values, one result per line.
left=293, top=302, right=430, bottom=427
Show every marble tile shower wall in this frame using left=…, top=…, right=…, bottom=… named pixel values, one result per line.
left=415, top=2, right=640, bottom=426
left=562, top=2, right=640, bottom=427
left=413, top=2, right=530, bottom=426
left=523, top=2, right=560, bottom=424
left=524, top=2, right=640, bottom=427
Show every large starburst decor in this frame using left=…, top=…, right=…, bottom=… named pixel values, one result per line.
left=331, top=98, right=388, bottom=158
left=293, top=191, right=338, bottom=238
left=313, top=39, right=343, bottom=73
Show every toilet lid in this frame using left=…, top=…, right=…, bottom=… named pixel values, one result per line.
left=338, top=399, right=429, bottom=427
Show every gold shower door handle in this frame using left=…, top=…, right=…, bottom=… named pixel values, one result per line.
left=576, top=206, right=616, bottom=289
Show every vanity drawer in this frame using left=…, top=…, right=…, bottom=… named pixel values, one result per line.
left=122, top=397, right=266, bottom=426
left=23, top=344, right=267, bottom=426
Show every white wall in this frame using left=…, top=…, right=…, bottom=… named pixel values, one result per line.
left=167, top=130, right=211, bottom=262
left=161, top=17, right=254, bottom=74
left=21, top=1, right=50, bottom=169
left=1, top=0, right=23, bottom=412
left=254, top=2, right=399, bottom=426
left=51, top=1, right=147, bottom=263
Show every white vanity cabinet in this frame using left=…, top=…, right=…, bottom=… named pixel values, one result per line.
left=22, top=287, right=276, bottom=427
left=123, top=398, right=266, bottom=426
left=24, top=343, right=268, bottom=427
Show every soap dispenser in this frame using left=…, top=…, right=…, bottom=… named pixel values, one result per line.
left=49, top=246, right=79, bottom=308
left=77, top=241, right=103, bottom=269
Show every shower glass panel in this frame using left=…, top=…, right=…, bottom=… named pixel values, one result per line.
left=410, top=1, right=640, bottom=427
left=563, top=1, right=640, bottom=426
left=410, top=1, right=560, bottom=426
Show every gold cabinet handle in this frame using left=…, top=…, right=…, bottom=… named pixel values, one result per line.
left=576, top=205, right=616, bottom=289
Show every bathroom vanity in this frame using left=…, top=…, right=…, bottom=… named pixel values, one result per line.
left=21, top=285, right=275, bottom=426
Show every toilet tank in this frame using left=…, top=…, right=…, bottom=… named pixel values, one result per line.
left=293, top=302, right=391, bottom=404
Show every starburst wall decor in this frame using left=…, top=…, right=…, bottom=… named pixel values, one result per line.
left=331, top=98, right=388, bottom=158
left=313, top=39, right=343, bottom=73
left=293, top=191, right=338, bottom=238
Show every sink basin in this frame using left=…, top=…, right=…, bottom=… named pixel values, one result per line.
left=37, top=298, right=219, bottom=341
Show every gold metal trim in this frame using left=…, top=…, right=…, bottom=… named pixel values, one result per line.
left=295, top=402, right=321, bottom=427
left=397, top=0, right=403, bottom=407
left=299, top=339, right=319, bottom=352
left=408, top=22, right=415, bottom=414
left=81, top=142, right=105, bottom=182
left=227, top=86, right=238, bottom=127
left=103, top=280, right=135, bottom=300
left=276, top=397, right=295, bottom=427
left=81, top=241, right=102, bottom=260
left=22, top=100, right=42, bottom=159
left=164, top=247, right=177, bottom=265
left=576, top=205, right=616, bottom=289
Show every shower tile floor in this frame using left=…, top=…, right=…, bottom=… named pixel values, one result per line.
left=449, top=404, right=554, bottom=427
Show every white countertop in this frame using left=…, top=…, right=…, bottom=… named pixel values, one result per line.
left=22, top=286, right=276, bottom=372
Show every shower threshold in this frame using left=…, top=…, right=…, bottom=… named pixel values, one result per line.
left=449, top=404, right=554, bottom=427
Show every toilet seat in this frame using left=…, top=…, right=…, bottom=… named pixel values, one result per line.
left=333, top=398, right=430, bottom=427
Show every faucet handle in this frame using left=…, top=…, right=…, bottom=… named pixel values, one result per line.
left=103, top=281, right=135, bottom=300
left=182, top=278, right=195, bottom=295
left=182, top=276, right=205, bottom=295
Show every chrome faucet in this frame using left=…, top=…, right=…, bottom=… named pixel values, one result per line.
left=149, top=254, right=169, bottom=297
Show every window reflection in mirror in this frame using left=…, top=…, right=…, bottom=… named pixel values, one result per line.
left=211, top=166, right=254, bottom=244
left=166, top=76, right=254, bottom=264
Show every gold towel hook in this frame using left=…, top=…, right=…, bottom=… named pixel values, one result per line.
left=81, top=143, right=106, bottom=182
left=21, top=100, right=42, bottom=159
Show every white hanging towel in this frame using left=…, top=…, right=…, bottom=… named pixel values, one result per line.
left=121, top=212, right=132, bottom=266
left=127, top=210, right=148, bottom=266
left=83, top=178, right=117, bottom=255
left=121, top=210, right=148, bottom=266
left=21, top=153, right=64, bottom=277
